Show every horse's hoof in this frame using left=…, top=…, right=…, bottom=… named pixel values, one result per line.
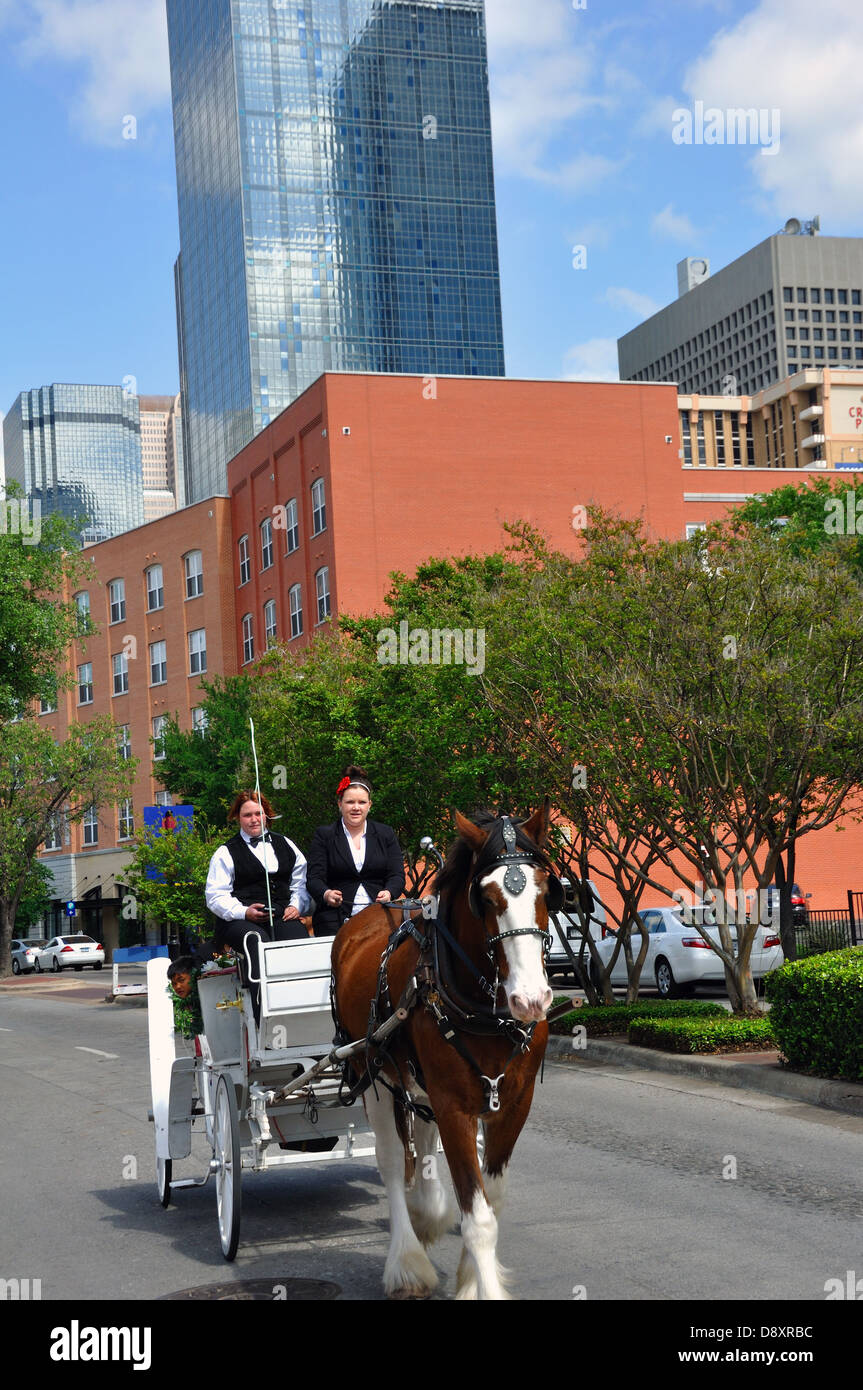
left=387, top=1285, right=434, bottom=1300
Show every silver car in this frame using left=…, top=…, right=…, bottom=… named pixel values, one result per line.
left=591, top=906, right=783, bottom=998
left=11, top=939, right=45, bottom=974
left=35, top=935, right=105, bottom=972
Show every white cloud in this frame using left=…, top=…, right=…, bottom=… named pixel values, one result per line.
left=8, top=0, right=170, bottom=145
left=563, top=339, right=621, bottom=382
left=682, top=0, right=863, bottom=223
left=604, top=287, right=662, bottom=319
left=652, top=203, right=699, bottom=243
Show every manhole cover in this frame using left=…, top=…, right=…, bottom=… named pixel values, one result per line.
left=161, top=1279, right=341, bottom=1301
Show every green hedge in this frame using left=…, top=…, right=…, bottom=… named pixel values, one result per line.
left=764, top=947, right=863, bottom=1081
left=549, top=998, right=727, bottom=1037
left=629, top=1015, right=775, bottom=1054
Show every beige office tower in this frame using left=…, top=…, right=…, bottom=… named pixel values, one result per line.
left=139, top=394, right=185, bottom=521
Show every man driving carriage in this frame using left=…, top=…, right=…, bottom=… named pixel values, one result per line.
left=205, top=790, right=310, bottom=1018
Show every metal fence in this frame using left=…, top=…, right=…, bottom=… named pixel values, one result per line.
left=795, top=908, right=857, bottom=957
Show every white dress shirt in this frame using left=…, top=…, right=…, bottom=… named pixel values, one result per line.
left=205, top=831, right=310, bottom=922
left=341, top=819, right=371, bottom=915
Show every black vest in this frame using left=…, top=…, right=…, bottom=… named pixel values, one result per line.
left=225, top=833, right=297, bottom=911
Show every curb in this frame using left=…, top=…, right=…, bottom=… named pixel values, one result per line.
left=103, top=991, right=148, bottom=1008
left=545, top=1033, right=863, bottom=1119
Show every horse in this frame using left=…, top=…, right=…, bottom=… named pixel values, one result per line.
left=331, top=803, right=559, bottom=1300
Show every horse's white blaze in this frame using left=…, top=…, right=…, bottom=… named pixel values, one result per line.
left=480, top=866, right=552, bottom=1023
left=456, top=1190, right=510, bottom=1301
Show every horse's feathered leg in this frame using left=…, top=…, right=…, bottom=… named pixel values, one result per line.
left=363, top=1085, right=438, bottom=1299
left=432, top=1105, right=510, bottom=1301
left=405, top=1112, right=457, bottom=1246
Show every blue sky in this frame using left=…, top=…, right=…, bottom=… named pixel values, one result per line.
left=1, top=0, right=861, bottom=460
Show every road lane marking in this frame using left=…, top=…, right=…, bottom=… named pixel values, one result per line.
left=75, top=1046, right=119, bottom=1059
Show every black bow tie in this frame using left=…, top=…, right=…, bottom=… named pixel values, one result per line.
left=249, top=834, right=266, bottom=848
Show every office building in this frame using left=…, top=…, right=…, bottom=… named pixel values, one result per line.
left=619, top=227, right=863, bottom=397
left=140, top=393, right=185, bottom=521
left=3, top=384, right=144, bottom=543
left=167, top=0, right=505, bottom=503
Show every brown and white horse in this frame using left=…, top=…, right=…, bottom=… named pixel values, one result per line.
left=331, top=805, right=556, bottom=1300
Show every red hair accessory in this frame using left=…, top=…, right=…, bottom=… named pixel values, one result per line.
left=336, top=776, right=351, bottom=796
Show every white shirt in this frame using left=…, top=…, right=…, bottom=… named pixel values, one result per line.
left=205, top=831, right=310, bottom=922
left=341, top=819, right=371, bottom=915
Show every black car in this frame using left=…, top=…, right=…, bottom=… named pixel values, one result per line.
left=765, top=884, right=810, bottom=927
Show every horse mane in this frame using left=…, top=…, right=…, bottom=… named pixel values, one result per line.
left=433, top=809, right=555, bottom=904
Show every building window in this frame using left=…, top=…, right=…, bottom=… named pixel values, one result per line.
left=191, top=706, right=207, bottom=734
left=146, top=565, right=164, bottom=612
left=311, top=478, right=326, bottom=535
left=746, top=418, right=756, bottom=467
left=149, top=640, right=167, bottom=686
left=685, top=523, right=707, bottom=539
left=824, top=289, right=834, bottom=304
left=260, top=517, right=273, bottom=570
left=289, top=584, right=303, bottom=638
left=112, top=652, right=129, bottom=696
left=783, top=287, right=793, bottom=302
left=732, top=418, right=742, bottom=467
left=118, top=799, right=134, bottom=841
left=118, top=725, right=131, bottom=761
left=184, top=550, right=203, bottom=598
left=152, top=715, right=167, bottom=760
left=44, top=813, right=63, bottom=852
left=315, top=567, right=331, bottom=624
left=108, top=579, right=125, bottom=624
left=74, top=591, right=90, bottom=634
left=154, top=790, right=172, bottom=808
left=796, top=288, right=807, bottom=303
left=40, top=695, right=57, bottom=715
left=77, top=663, right=93, bottom=705
left=83, top=806, right=99, bottom=846
left=696, top=414, right=707, bottom=467
left=680, top=410, right=692, bottom=466
left=284, top=497, right=299, bottom=553
left=810, top=289, right=821, bottom=304
left=238, top=535, right=250, bottom=586
left=242, top=614, right=254, bottom=664
left=714, top=413, right=725, bottom=467
left=188, top=628, right=207, bottom=675
left=264, top=599, right=277, bottom=649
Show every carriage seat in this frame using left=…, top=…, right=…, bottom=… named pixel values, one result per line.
left=256, top=936, right=335, bottom=1051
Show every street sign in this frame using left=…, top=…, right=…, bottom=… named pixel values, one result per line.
left=65, top=901, right=76, bottom=918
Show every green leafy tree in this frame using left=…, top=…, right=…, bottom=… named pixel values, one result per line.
left=0, top=482, right=93, bottom=720
left=157, top=674, right=255, bottom=825
left=0, top=718, right=136, bottom=975
left=14, top=860, right=55, bottom=934
left=123, top=819, right=228, bottom=942
left=734, top=475, right=863, bottom=572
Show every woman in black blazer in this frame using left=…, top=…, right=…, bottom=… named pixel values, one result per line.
left=307, top=766, right=405, bottom=936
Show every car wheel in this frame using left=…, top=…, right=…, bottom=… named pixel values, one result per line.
left=12, top=959, right=21, bottom=975
left=655, top=958, right=678, bottom=999
left=93, top=962, right=103, bottom=971
left=74, top=965, right=83, bottom=971
left=52, top=956, right=61, bottom=973
left=34, top=959, right=42, bottom=974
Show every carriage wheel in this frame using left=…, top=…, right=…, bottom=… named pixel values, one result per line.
left=156, top=1155, right=173, bottom=1208
left=214, top=1074, right=242, bottom=1261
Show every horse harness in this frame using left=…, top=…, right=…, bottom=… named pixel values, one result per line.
left=334, top=819, right=560, bottom=1121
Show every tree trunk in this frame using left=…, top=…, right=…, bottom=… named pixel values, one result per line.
left=0, top=899, right=17, bottom=977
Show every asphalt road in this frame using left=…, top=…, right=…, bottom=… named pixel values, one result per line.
left=2, top=983, right=862, bottom=1313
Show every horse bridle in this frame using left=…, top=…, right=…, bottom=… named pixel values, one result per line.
left=469, top=817, right=560, bottom=962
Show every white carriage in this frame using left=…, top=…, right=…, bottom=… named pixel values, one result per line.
left=147, top=934, right=387, bottom=1261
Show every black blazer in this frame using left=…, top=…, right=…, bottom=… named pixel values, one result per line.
left=307, top=818, right=405, bottom=935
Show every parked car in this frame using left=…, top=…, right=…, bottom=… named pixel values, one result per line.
left=35, top=935, right=105, bottom=972
left=764, top=884, right=810, bottom=928
left=11, top=939, right=45, bottom=974
left=590, top=906, right=783, bottom=998
left=545, top=879, right=607, bottom=984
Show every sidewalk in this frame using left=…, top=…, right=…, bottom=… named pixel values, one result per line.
left=546, top=1032, right=863, bottom=1119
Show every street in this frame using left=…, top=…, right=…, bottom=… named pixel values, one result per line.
left=2, top=984, right=863, bottom=1308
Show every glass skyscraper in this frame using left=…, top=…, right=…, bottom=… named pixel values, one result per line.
left=167, top=0, right=505, bottom=503
left=3, top=384, right=144, bottom=543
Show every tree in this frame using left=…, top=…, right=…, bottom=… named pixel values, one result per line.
left=158, top=674, right=255, bottom=826
left=0, top=482, right=93, bottom=720
left=123, top=818, right=228, bottom=945
left=0, top=718, right=136, bottom=975
left=481, top=514, right=863, bottom=1013
left=734, top=475, right=863, bottom=573
left=14, top=860, right=55, bottom=934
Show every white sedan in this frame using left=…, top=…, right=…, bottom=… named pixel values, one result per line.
left=35, top=935, right=105, bottom=972
left=591, top=906, right=783, bottom=997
